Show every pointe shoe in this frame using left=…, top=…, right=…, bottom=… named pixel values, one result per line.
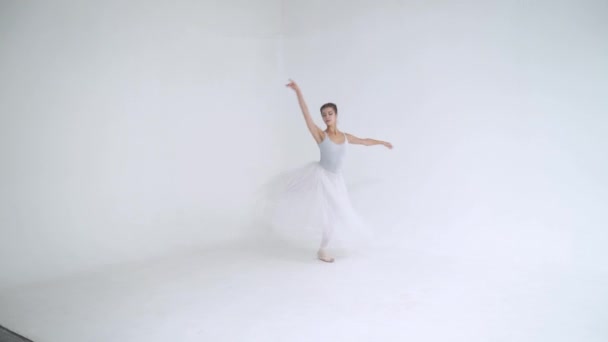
left=317, top=250, right=335, bottom=263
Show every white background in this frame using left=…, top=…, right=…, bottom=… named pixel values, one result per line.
left=1, top=0, right=285, bottom=287
left=1, top=1, right=607, bottom=341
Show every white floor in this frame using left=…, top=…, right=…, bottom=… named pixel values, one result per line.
left=1, top=225, right=606, bottom=342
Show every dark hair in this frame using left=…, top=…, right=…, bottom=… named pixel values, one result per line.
left=320, top=102, right=338, bottom=114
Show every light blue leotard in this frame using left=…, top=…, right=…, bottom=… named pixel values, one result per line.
left=318, top=132, right=348, bottom=173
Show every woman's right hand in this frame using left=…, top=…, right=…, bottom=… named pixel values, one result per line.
left=286, top=79, right=300, bottom=92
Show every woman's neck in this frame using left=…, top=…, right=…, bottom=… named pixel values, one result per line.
left=326, top=126, right=338, bottom=134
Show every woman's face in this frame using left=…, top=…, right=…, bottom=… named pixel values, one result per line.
left=321, top=108, right=337, bottom=126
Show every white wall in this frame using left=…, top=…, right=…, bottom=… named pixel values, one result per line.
left=0, top=0, right=283, bottom=288
left=2, top=0, right=606, bottom=289
left=282, top=0, right=608, bottom=259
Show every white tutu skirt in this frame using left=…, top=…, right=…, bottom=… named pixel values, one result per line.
left=256, top=162, right=374, bottom=250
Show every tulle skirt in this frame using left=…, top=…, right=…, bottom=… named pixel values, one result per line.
left=256, top=162, right=374, bottom=250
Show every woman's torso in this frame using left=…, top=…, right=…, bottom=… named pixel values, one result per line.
left=318, top=132, right=348, bottom=173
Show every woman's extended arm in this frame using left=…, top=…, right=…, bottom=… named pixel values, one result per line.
left=286, top=79, right=324, bottom=143
left=346, top=133, right=393, bottom=149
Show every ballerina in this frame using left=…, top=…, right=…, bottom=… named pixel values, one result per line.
left=265, top=79, right=393, bottom=263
